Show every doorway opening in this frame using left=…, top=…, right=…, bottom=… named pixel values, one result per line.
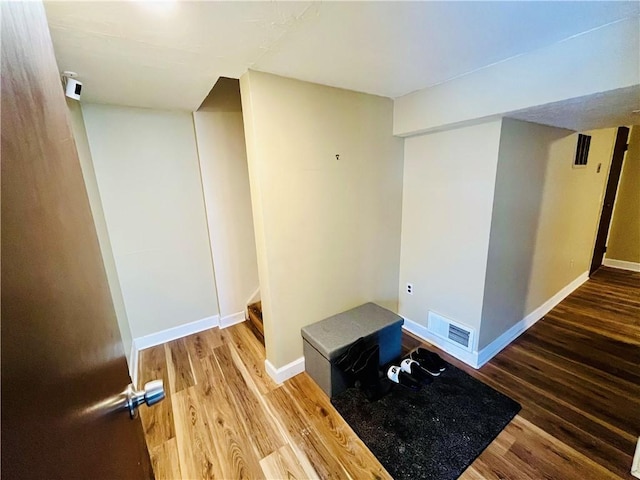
left=589, top=126, right=630, bottom=276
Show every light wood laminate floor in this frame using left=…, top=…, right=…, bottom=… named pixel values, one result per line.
left=139, top=267, right=639, bottom=479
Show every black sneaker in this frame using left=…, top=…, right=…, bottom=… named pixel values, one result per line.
left=409, top=348, right=447, bottom=375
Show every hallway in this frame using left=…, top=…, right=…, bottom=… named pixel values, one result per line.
left=428, top=267, right=640, bottom=479
left=139, top=267, right=639, bottom=479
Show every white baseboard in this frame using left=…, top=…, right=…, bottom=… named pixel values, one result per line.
left=403, top=270, right=589, bottom=370
left=475, top=319, right=523, bottom=369
left=134, top=315, right=220, bottom=351
left=220, top=311, right=246, bottom=329
left=130, top=314, right=220, bottom=387
left=603, top=258, right=640, bottom=272
left=265, top=357, right=305, bottom=384
left=476, top=270, right=589, bottom=367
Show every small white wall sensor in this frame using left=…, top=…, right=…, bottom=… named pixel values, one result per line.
left=61, top=71, right=82, bottom=101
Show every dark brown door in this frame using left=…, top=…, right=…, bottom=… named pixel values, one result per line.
left=1, top=2, right=153, bottom=478
left=589, top=126, right=630, bottom=276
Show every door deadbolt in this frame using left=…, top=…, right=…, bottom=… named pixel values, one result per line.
left=124, top=380, right=165, bottom=419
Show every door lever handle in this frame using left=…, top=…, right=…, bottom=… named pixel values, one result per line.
left=124, top=380, right=165, bottom=419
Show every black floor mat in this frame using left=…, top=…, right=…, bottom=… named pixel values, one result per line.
left=331, top=362, right=521, bottom=480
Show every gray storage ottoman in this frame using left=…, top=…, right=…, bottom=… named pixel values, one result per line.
left=301, top=302, right=404, bottom=397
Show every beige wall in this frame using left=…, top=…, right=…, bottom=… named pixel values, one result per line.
left=607, top=125, right=640, bottom=264
left=240, top=70, right=404, bottom=369
left=66, top=100, right=133, bottom=363
left=193, top=79, right=260, bottom=321
left=82, top=104, right=219, bottom=338
left=481, top=119, right=568, bottom=349
left=398, top=120, right=503, bottom=344
left=524, top=126, right=615, bottom=311
left=479, top=120, right=616, bottom=349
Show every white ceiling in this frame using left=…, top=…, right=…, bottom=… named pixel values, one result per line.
left=508, top=85, right=640, bottom=132
left=45, top=1, right=640, bottom=112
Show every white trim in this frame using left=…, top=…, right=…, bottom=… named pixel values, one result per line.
left=402, top=270, right=589, bottom=369
left=130, top=314, right=220, bottom=387
left=247, top=287, right=261, bottom=306
left=475, top=320, right=523, bottom=368
left=265, top=357, right=305, bottom=384
left=603, top=258, right=640, bottom=272
left=632, top=437, right=640, bottom=479
left=476, top=270, right=589, bottom=367
left=402, top=318, right=478, bottom=367
left=134, top=315, right=220, bottom=351
left=220, top=311, right=246, bottom=329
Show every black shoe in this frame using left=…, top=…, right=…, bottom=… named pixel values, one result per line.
left=350, top=344, right=376, bottom=376
left=353, top=345, right=392, bottom=401
left=335, top=337, right=366, bottom=370
left=410, top=348, right=447, bottom=375
left=334, top=338, right=367, bottom=383
left=387, top=365, right=421, bottom=391
left=400, top=359, right=433, bottom=385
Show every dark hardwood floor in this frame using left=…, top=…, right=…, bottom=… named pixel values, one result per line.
left=408, top=266, right=639, bottom=479
left=140, top=266, right=639, bottom=479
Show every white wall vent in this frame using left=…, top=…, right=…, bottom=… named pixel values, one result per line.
left=428, top=311, right=475, bottom=352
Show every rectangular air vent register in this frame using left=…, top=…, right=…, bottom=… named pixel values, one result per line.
left=428, top=311, right=475, bottom=352
left=574, top=133, right=591, bottom=168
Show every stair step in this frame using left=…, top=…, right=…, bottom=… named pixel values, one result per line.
left=248, top=304, right=263, bottom=335
left=247, top=301, right=264, bottom=345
